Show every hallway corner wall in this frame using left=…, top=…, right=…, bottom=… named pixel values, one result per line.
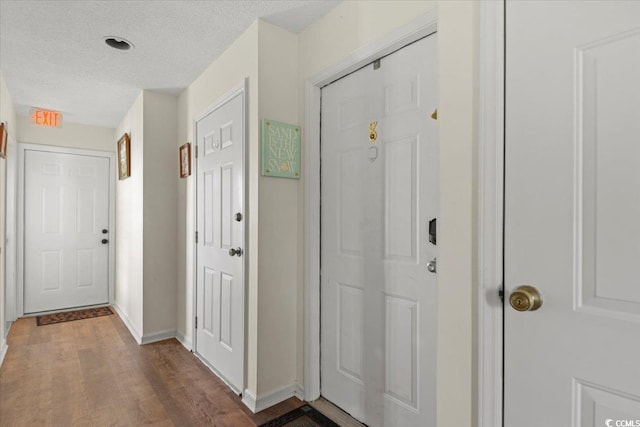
left=255, top=20, right=300, bottom=397
left=142, top=91, right=178, bottom=337
left=437, top=2, right=480, bottom=426
left=115, top=92, right=145, bottom=341
left=115, top=90, right=179, bottom=343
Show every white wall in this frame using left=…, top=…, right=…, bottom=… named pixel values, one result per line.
left=437, top=2, right=479, bottom=426
left=16, top=114, right=114, bottom=152
left=142, top=91, right=178, bottom=336
left=256, top=21, right=299, bottom=396
left=115, top=90, right=178, bottom=341
left=0, top=72, right=17, bottom=363
left=298, top=1, right=436, bottom=77
left=115, top=92, right=145, bottom=339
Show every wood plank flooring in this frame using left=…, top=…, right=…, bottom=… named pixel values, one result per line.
left=0, top=312, right=303, bottom=426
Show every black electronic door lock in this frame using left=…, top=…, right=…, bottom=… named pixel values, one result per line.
left=429, top=218, right=437, bottom=245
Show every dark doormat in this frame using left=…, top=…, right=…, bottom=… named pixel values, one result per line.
left=259, top=405, right=339, bottom=427
left=36, top=306, right=114, bottom=326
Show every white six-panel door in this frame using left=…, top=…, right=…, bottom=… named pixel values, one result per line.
left=24, top=149, right=110, bottom=313
left=321, top=35, right=438, bottom=427
left=505, top=1, right=640, bottom=425
left=195, top=89, right=245, bottom=393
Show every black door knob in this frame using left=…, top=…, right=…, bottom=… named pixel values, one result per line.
left=101, top=239, right=109, bottom=244
left=102, top=229, right=108, bottom=234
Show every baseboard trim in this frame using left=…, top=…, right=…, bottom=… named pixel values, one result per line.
left=141, top=329, right=176, bottom=345
left=294, top=384, right=305, bottom=401
left=242, top=389, right=258, bottom=412
left=243, top=384, right=305, bottom=414
left=4, top=320, right=13, bottom=340
left=176, top=331, right=192, bottom=351
left=0, top=341, right=8, bottom=368
left=111, top=303, right=142, bottom=344
left=111, top=305, right=182, bottom=346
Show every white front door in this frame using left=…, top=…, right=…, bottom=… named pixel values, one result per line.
left=195, top=88, right=245, bottom=393
left=321, top=35, right=438, bottom=427
left=24, top=149, right=110, bottom=313
left=505, top=1, right=640, bottom=425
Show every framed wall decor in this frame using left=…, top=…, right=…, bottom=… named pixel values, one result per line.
left=0, top=122, right=7, bottom=159
left=117, top=133, right=131, bottom=180
left=179, top=142, right=191, bottom=178
left=261, top=119, right=301, bottom=179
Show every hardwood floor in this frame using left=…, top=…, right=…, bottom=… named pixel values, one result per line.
left=0, top=312, right=303, bottom=426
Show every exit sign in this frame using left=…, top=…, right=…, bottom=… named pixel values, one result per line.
left=31, top=108, right=63, bottom=128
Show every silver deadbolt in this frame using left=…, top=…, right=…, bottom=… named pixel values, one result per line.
left=229, top=247, right=243, bottom=257
left=427, top=257, right=437, bottom=273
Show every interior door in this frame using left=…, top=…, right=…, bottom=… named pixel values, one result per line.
left=321, top=35, right=438, bottom=427
left=24, top=149, right=110, bottom=313
left=505, top=2, right=640, bottom=425
left=195, top=90, right=245, bottom=394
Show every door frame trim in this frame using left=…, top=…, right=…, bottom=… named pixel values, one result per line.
left=5, top=134, right=18, bottom=326
left=16, top=143, right=116, bottom=317
left=192, top=78, right=248, bottom=395
left=303, top=10, right=438, bottom=402
left=477, top=1, right=505, bottom=426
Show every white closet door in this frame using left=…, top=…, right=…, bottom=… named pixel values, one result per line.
left=504, top=1, right=640, bottom=425
left=195, top=90, right=245, bottom=393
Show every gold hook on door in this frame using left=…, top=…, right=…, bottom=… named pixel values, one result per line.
left=369, top=121, right=378, bottom=142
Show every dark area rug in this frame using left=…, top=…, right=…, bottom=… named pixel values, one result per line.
left=259, top=405, right=339, bottom=427
left=36, top=306, right=114, bottom=326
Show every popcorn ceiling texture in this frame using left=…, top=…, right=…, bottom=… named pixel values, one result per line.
left=0, top=0, right=339, bottom=128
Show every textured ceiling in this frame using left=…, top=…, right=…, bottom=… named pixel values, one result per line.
left=0, top=0, right=339, bottom=128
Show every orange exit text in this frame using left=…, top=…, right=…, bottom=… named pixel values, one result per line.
left=31, top=109, right=62, bottom=128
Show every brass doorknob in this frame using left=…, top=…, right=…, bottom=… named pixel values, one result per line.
left=509, top=285, right=543, bottom=311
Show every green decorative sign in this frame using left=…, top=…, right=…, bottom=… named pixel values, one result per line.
left=261, top=119, right=301, bottom=179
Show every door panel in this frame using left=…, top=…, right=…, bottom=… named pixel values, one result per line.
left=321, top=34, right=438, bottom=427
left=196, top=91, right=245, bottom=393
left=384, top=137, right=416, bottom=261
left=24, top=150, right=110, bottom=313
left=322, top=60, right=377, bottom=423
left=505, top=2, right=640, bottom=425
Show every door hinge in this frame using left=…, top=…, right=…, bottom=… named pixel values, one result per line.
left=195, top=316, right=198, bottom=329
left=498, top=288, right=505, bottom=302
left=195, top=231, right=198, bottom=243
left=195, top=144, right=198, bottom=158
left=373, top=59, right=381, bottom=70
